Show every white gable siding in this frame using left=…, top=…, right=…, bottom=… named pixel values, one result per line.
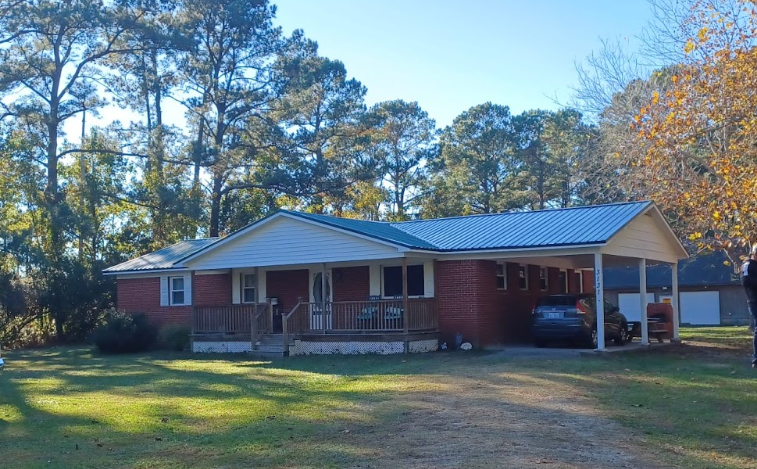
left=185, top=217, right=403, bottom=270
left=603, top=212, right=680, bottom=263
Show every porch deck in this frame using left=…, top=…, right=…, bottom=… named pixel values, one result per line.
left=191, top=299, right=439, bottom=355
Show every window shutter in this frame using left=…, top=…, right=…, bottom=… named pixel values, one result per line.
left=160, top=276, right=169, bottom=306
left=184, top=274, right=192, bottom=306
left=232, top=271, right=241, bottom=304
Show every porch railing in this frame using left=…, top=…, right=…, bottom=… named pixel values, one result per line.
left=283, top=299, right=438, bottom=334
left=192, top=303, right=270, bottom=335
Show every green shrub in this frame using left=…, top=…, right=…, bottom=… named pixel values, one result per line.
left=92, top=311, right=157, bottom=354
left=159, top=325, right=191, bottom=351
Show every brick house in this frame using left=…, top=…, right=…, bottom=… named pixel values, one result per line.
left=105, top=201, right=688, bottom=355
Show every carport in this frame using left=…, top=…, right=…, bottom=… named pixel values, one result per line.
left=437, top=201, right=689, bottom=350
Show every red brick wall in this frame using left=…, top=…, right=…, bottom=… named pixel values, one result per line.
left=437, top=260, right=541, bottom=347
left=116, top=276, right=192, bottom=328
left=333, top=266, right=370, bottom=302
left=194, top=273, right=232, bottom=306
left=583, top=270, right=595, bottom=293
left=116, top=273, right=232, bottom=328
left=436, top=261, right=570, bottom=347
left=266, top=269, right=309, bottom=314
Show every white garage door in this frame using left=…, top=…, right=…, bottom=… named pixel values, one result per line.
left=679, top=291, right=720, bottom=325
left=617, top=293, right=656, bottom=322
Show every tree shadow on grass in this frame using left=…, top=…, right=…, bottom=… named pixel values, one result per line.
left=3, top=346, right=755, bottom=468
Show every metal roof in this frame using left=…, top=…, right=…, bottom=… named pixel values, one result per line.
left=106, top=201, right=659, bottom=273
left=392, top=201, right=652, bottom=251
left=285, top=211, right=437, bottom=249
left=103, top=238, right=219, bottom=273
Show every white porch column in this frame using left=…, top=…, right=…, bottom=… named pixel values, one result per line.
left=640, top=258, right=649, bottom=346
left=594, top=253, right=605, bottom=351
left=672, top=262, right=680, bottom=341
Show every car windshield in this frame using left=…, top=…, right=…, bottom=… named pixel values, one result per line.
left=537, top=296, right=578, bottom=307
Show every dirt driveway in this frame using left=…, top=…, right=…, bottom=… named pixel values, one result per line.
left=345, top=354, right=669, bottom=469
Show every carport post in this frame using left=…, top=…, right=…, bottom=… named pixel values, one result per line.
left=672, top=262, right=680, bottom=341
left=594, top=253, right=605, bottom=351
left=640, top=258, right=649, bottom=346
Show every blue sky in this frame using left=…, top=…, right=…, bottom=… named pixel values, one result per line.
left=273, top=0, right=652, bottom=127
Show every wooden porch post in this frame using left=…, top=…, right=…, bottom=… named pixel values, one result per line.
left=321, top=263, right=327, bottom=335
left=402, top=257, right=409, bottom=352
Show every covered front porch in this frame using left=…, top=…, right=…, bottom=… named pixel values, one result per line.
left=191, top=296, right=439, bottom=355
left=190, top=257, right=440, bottom=355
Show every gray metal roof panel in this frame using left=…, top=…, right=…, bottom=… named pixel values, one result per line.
left=391, top=201, right=652, bottom=251
left=104, top=238, right=219, bottom=273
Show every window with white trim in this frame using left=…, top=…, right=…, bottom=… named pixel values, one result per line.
left=496, top=263, right=507, bottom=290
left=519, top=265, right=528, bottom=290
left=539, top=267, right=548, bottom=291
left=170, top=276, right=186, bottom=305
left=242, top=273, right=256, bottom=303
left=383, top=265, right=424, bottom=297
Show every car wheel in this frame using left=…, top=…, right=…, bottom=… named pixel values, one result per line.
left=586, top=328, right=598, bottom=349
left=614, top=325, right=628, bottom=346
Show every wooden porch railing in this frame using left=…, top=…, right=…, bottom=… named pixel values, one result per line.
left=250, top=302, right=273, bottom=350
left=192, top=303, right=270, bottom=335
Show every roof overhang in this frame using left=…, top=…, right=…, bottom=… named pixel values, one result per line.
left=104, top=268, right=190, bottom=278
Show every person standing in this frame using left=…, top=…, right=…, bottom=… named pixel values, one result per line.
left=740, top=244, right=757, bottom=368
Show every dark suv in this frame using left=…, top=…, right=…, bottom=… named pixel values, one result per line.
left=531, top=294, right=628, bottom=348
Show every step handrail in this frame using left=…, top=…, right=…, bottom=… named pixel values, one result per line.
left=281, top=300, right=303, bottom=356
left=250, top=302, right=271, bottom=351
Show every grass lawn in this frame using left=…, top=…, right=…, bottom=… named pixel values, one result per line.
left=1, top=327, right=756, bottom=468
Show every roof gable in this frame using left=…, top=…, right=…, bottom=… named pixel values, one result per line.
left=182, top=214, right=404, bottom=269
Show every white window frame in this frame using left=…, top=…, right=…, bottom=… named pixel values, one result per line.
left=519, top=265, right=529, bottom=291
left=381, top=264, right=425, bottom=298
left=496, top=262, right=507, bottom=290
left=241, top=273, right=256, bottom=304
left=539, top=267, right=548, bottom=291
left=170, top=276, right=187, bottom=306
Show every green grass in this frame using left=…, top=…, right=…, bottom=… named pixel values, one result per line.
left=1, top=327, right=757, bottom=469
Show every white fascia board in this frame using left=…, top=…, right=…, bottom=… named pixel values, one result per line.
left=402, top=244, right=606, bottom=260
left=109, top=268, right=189, bottom=279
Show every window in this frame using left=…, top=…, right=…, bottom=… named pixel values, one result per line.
left=519, top=265, right=528, bottom=290
left=539, top=267, right=548, bottom=291
left=242, top=273, right=256, bottom=303
left=383, top=265, right=424, bottom=297
left=558, top=270, right=568, bottom=294
left=170, top=276, right=185, bottom=305
left=496, top=263, right=507, bottom=290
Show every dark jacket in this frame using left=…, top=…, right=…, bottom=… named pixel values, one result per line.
left=742, top=258, right=757, bottom=302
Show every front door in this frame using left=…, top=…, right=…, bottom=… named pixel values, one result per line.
left=310, top=269, right=332, bottom=330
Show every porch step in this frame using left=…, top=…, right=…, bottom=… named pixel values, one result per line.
left=257, top=334, right=294, bottom=345
left=249, top=350, right=286, bottom=358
